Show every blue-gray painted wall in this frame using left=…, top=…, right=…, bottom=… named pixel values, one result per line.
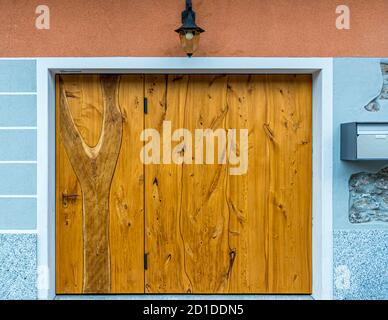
left=0, top=58, right=387, bottom=300
left=0, top=60, right=37, bottom=300
left=333, top=58, right=388, bottom=230
left=333, top=58, right=387, bottom=300
left=0, top=95, right=37, bottom=126
left=0, top=60, right=36, bottom=92
left=0, top=60, right=37, bottom=231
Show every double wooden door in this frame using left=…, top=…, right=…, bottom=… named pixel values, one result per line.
left=56, top=74, right=312, bottom=294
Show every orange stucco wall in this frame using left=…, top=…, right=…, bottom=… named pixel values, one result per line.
left=0, top=0, right=387, bottom=57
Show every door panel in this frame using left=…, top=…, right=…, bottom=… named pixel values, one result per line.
left=265, top=75, right=312, bottom=292
left=109, top=75, right=145, bottom=293
left=144, top=75, right=312, bottom=294
left=227, top=75, right=269, bottom=293
left=143, top=75, right=193, bottom=293
left=56, top=75, right=144, bottom=294
left=56, top=74, right=312, bottom=295
left=144, top=75, right=232, bottom=293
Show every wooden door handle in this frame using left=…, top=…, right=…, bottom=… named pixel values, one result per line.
left=62, top=193, right=80, bottom=198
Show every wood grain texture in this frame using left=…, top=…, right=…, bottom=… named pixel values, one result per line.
left=58, top=75, right=104, bottom=147
left=145, top=75, right=312, bottom=294
left=56, top=77, right=84, bottom=293
left=266, top=75, right=312, bottom=293
left=56, top=75, right=144, bottom=294
left=144, top=75, right=193, bottom=293
left=57, top=74, right=311, bottom=294
left=59, top=75, right=123, bottom=293
left=227, top=75, right=312, bottom=293
left=109, top=75, right=145, bottom=293
left=180, top=75, right=231, bottom=293
left=226, top=75, right=269, bottom=292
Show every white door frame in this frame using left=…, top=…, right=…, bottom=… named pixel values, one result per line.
left=36, top=57, right=333, bottom=300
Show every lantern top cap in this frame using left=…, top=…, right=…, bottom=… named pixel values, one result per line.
left=175, top=0, right=205, bottom=34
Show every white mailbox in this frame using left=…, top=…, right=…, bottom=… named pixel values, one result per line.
left=341, top=122, right=388, bottom=160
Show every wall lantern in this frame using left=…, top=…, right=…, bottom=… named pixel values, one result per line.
left=175, top=0, right=205, bottom=57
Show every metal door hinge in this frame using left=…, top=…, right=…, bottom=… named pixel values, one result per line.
left=144, top=253, right=148, bottom=270
left=144, top=97, right=148, bottom=114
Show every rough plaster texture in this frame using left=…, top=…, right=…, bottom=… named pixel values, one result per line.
left=331, top=58, right=388, bottom=300
left=349, top=167, right=388, bottom=223
left=0, top=234, right=37, bottom=300
left=0, top=0, right=388, bottom=57
left=333, top=58, right=388, bottom=229
left=334, top=230, right=388, bottom=300
left=365, top=63, right=388, bottom=112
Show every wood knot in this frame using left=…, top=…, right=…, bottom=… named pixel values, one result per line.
left=263, top=123, right=275, bottom=142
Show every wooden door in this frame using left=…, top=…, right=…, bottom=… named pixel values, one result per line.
left=144, top=75, right=312, bottom=294
left=56, top=74, right=312, bottom=295
left=56, top=75, right=144, bottom=293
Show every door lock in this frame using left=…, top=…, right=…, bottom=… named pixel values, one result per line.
left=62, top=192, right=80, bottom=208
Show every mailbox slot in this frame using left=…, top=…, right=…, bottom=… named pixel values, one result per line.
left=341, top=122, right=388, bottom=160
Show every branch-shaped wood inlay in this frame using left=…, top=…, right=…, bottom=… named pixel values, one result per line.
left=60, top=75, right=123, bottom=293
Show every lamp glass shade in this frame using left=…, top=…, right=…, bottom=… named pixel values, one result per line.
left=179, top=30, right=201, bottom=56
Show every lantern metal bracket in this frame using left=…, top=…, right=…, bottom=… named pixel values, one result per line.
left=175, top=0, right=205, bottom=35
